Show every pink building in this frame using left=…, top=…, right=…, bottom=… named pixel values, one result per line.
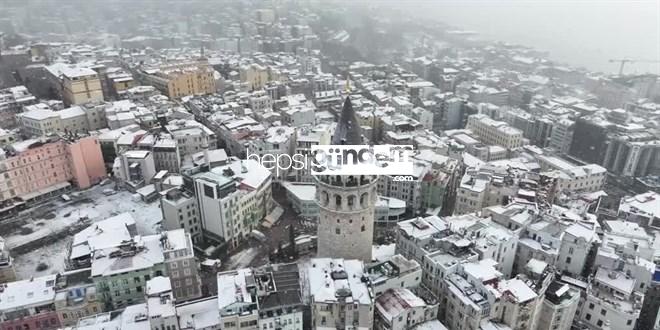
left=66, top=136, right=106, bottom=189
left=0, top=135, right=106, bottom=209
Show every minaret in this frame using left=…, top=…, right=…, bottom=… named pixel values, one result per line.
left=315, top=96, right=377, bottom=261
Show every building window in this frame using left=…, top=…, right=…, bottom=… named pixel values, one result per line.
left=336, top=228, right=340, bottom=235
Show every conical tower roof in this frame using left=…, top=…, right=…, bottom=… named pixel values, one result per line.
left=331, top=97, right=362, bottom=145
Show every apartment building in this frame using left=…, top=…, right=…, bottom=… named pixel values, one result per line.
left=0, top=274, right=61, bottom=330
left=307, top=258, right=374, bottom=330
left=112, top=149, right=157, bottom=190
left=0, top=136, right=106, bottom=207
left=466, top=114, right=524, bottom=150
left=217, top=268, right=260, bottom=330
left=0, top=236, right=16, bottom=283
left=240, top=63, right=269, bottom=91
left=536, top=281, right=580, bottom=330
left=374, top=288, right=438, bottom=330
left=367, top=254, right=422, bottom=297
left=91, top=229, right=199, bottom=309
left=160, top=188, right=203, bottom=244
left=578, top=268, right=641, bottom=330
left=0, top=85, right=37, bottom=129
left=192, top=158, right=272, bottom=248
left=139, top=61, right=215, bottom=99
left=45, top=63, right=104, bottom=106
left=18, top=105, right=104, bottom=137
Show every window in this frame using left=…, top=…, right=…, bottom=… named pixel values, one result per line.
left=596, top=320, right=603, bottom=327
left=336, top=228, right=340, bottom=235
left=585, top=313, right=591, bottom=321
left=600, top=309, right=606, bottom=316
left=589, top=303, right=594, bottom=309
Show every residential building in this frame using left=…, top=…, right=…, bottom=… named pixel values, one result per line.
left=0, top=236, right=15, bottom=283
left=374, top=288, right=438, bottom=330
left=366, top=254, right=422, bottom=297
left=91, top=229, right=198, bottom=309
left=0, top=135, right=106, bottom=209
left=240, top=63, right=269, bottom=91
left=0, top=274, right=61, bottom=330
left=112, top=149, right=157, bottom=190
left=555, top=223, right=599, bottom=277
left=46, top=63, right=104, bottom=106
left=217, top=268, right=259, bottom=330
left=160, top=188, right=203, bottom=244
left=536, top=281, right=580, bottom=330
left=138, top=61, right=215, bottom=99
left=191, top=158, right=272, bottom=248
left=466, top=114, right=524, bottom=150
left=0, top=85, right=37, bottom=129
left=578, top=268, right=641, bottom=330
left=637, top=267, right=660, bottom=330
left=307, top=258, right=374, bottom=330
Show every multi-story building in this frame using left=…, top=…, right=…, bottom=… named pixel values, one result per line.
left=0, top=236, right=16, bottom=283
left=536, top=281, right=580, bottom=330
left=54, top=269, right=104, bottom=328
left=240, top=63, right=269, bottom=91
left=112, top=149, right=157, bottom=190
left=161, top=230, right=202, bottom=302
left=548, top=117, right=575, bottom=154
left=367, top=254, right=422, bottom=297
left=466, top=114, right=524, bottom=150
left=91, top=229, right=199, bottom=309
left=160, top=188, right=203, bottom=244
left=254, top=263, right=305, bottom=330
left=0, top=85, right=37, bottom=129
left=617, top=191, right=660, bottom=229
left=637, top=267, right=660, bottom=330
left=555, top=223, right=599, bottom=277
left=307, top=258, right=374, bottom=330
left=191, top=158, right=272, bottom=248
left=217, top=268, right=260, bottom=330
left=578, top=268, right=641, bottom=330
left=45, top=63, right=104, bottom=106
left=374, top=288, right=438, bottom=330
left=0, top=135, right=106, bottom=208
left=139, top=61, right=215, bottom=99
left=0, top=274, right=61, bottom=330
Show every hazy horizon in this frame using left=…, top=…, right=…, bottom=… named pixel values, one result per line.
left=411, top=0, right=660, bottom=74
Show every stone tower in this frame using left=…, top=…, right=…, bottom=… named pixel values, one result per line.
left=315, top=97, right=377, bottom=261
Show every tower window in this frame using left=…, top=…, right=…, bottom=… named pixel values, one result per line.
left=361, top=225, right=366, bottom=232
left=336, top=228, right=340, bottom=235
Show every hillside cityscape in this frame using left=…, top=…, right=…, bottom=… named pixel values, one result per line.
left=0, top=1, right=659, bottom=330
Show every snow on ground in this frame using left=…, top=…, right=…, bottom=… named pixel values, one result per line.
left=5, top=185, right=162, bottom=250
left=8, top=185, right=163, bottom=280
left=223, top=247, right=259, bottom=270
left=13, top=236, right=71, bottom=279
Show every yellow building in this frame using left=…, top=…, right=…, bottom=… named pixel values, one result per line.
left=141, top=61, right=215, bottom=99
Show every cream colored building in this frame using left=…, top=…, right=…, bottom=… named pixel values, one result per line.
left=240, top=63, right=269, bottom=91
left=140, top=61, right=215, bottom=99
left=466, top=114, right=524, bottom=149
left=46, top=63, right=104, bottom=106
left=308, top=258, right=374, bottom=330
left=18, top=105, right=103, bottom=137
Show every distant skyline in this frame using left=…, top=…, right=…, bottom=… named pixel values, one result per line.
left=412, top=0, right=660, bottom=74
